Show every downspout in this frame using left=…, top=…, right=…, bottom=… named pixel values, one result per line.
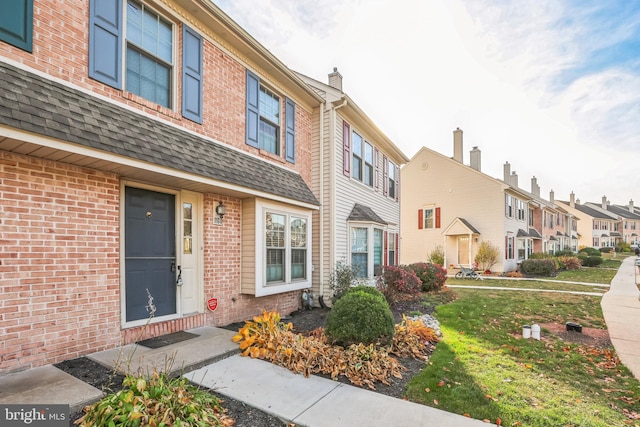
left=329, top=97, right=348, bottom=292
left=318, top=100, right=326, bottom=301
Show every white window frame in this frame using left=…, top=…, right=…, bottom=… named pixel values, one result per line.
left=124, top=0, right=176, bottom=109
left=254, top=200, right=312, bottom=297
left=423, top=208, right=435, bottom=229
left=388, top=161, right=396, bottom=199
left=349, top=223, right=385, bottom=279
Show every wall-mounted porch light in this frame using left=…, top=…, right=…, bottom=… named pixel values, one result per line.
left=215, top=201, right=226, bottom=221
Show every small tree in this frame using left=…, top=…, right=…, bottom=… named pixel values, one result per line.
left=428, top=245, right=445, bottom=266
left=329, top=260, right=361, bottom=304
left=474, top=241, right=500, bottom=272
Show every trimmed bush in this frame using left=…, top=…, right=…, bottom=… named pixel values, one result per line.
left=325, top=290, right=395, bottom=346
left=520, top=259, right=556, bottom=277
left=582, top=255, right=603, bottom=267
left=346, top=284, right=385, bottom=300
left=579, top=247, right=601, bottom=256
left=407, top=262, right=447, bottom=292
left=474, top=241, right=500, bottom=272
left=599, top=247, right=613, bottom=253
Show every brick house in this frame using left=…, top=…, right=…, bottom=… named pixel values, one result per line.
left=0, top=0, right=323, bottom=373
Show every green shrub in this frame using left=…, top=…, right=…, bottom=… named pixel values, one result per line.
left=558, top=256, right=581, bottom=270
left=346, top=284, right=385, bottom=300
left=555, top=249, right=575, bottom=257
left=617, top=242, right=631, bottom=253
left=329, top=260, right=362, bottom=304
left=428, top=245, right=445, bottom=266
left=325, top=290, right=395, bottom=346
left=376, top=265, right=422, bottom=306
left=579, top=247, right=601, bottom=256
left=520, top=259, right=556, bottom=276
left=77, top=372, right=230, bottom=426
left=407, top=262, right=447, bottom=292
left=582, top=255, right=603, bottom=267
left=528, top=252, right=554, bottom=259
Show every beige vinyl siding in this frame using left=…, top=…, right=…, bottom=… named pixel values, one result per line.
left=241, top=198, right=256, bottom=294
left=401, top=147, right=508, bottom=271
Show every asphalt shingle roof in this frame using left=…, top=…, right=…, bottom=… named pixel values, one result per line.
left=347, top=203, right=387, bottom=224
left=0, top=62, right=319, bottom=206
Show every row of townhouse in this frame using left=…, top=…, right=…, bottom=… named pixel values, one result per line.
left=557, top=196, right=640, bottom=249
left=0, top=0, right=407, bottom=373
left=400, top=129, right=580, bottom=273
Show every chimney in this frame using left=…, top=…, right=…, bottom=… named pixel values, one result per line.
left=530, top=176, right=540, bottom=196
left=570, top=191, right=575, bottom=208
left=470, top=146, right=481, bottom=171
left=630, top=199, right=635, bottom=213
left=510, top=171, right=519, bottom=188
left=503, top=162, right=511, bottom=182
left=453, top=128, right=463, bottom=163
left=602, top=195, right=608, bottom=210
left=576, top=198, right=580, bottom=205
left=549, top=189, right=555, bottom=204
left=328, top=67, right=342, bottom=91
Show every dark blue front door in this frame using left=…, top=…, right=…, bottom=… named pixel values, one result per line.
left=125, top=187, right=176, bottom=322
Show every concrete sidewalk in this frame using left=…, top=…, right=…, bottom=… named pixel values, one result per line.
left=186, top=354, right=493, bottom=427
left=601, top=256, right=640, bottom=380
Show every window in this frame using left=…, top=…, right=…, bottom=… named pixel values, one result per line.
left=126, top=1, right=172, bottom=107
left=0, top=0, right=32, bottom=52
left=387, top=232, right=396, bottom=266
left=183, top=203, right=192, bottom=254
left=258, top=86, right=280, bottom=155
left=506, top=236, right=514, bottom=259
left=350, top=224, right=386, bottom=279
left=505, top=195, right=513, bottom=218
left=374, top=229, right=383, bottom=276
left=517, top=239, right=526, bottom=260
left=246, top=71, right=295, bottom=162
left=89, top=1, right=203, bottom=121
left=517, top=200, right=525, bottom=221
left=418, top=208, right=441, bottom=230
left=351, top=227, right=368, bottom=278
left=352, top=132, right=363, bottom=181
left=364, top=142, right=374, bottom=186
left=528, top=208, right=534, bottom=227
left=388, top=161, right=396, bottom=199
left=290, top=218, right=307, bottom=280
left=263, top=209, right=310, bottom=286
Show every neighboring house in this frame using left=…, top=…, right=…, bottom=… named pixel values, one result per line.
left=556, top=195, right=620, bottom=248
left=401, top=129, right=536, bottom=273
left=504, top=169, right=578, bottom=255
left=296, top=69, right=409, bottom=300
left=611, top=201, right=640, bottom=246
left=0, top=0, right=324, bottom=373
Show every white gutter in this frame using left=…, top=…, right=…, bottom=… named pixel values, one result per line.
left=318, top=100, right=326, bottom=300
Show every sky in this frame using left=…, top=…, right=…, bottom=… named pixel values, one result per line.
left=215, top=0, right=640, bottom=206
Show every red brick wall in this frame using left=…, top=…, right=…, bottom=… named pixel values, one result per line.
left=0, top=152, right=121, bottom=372
left=0, top=0, right=313, bottom=184
left=201, top=195, right=301, bottom=327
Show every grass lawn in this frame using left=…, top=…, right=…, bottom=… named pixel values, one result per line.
left=553, top=267, right=617, bottom=284
left=405, top=286, right=640, bottom=426
left=447, top=277, right=608, bottom=293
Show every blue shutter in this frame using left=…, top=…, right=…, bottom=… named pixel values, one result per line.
left=89, top=0, right=122, bottom=88
left=285, top=97, right=296, bottom=163
left=0, top=0, right=33, bottom=52
left=182, top=25, right=203, bottom=123
left=246, top=70, right=259, bottom=148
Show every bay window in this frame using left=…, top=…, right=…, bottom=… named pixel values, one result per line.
left=350, top=224, right=386, bottom=279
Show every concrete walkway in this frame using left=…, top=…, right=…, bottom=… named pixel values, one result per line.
left=601, top=256, right=640, bottom=380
